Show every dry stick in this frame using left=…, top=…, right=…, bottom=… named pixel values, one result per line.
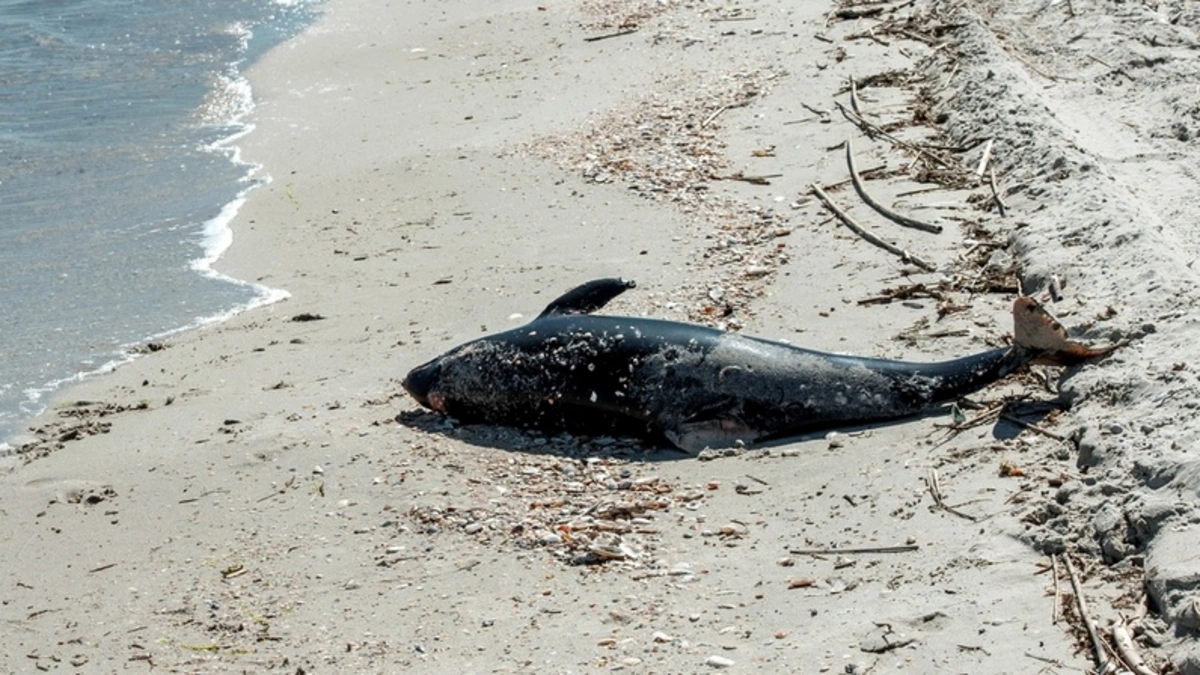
left=701, top=104, right=730, bottom=129
left=811, top=183, right=937, bottom=271
left=1008, top=47, right=1071, bottom=82
left=1087, top=53, right=1136, bottom=82
left=849, top=76, right=863, bottom=117
left=822, top=163, right=887, bottom=191
left=898, top=28, right=936, bottom=45
left=845, top=138, right=944, bottom=234
left=846, top=29, right=890, bottom=46
left=896, top=185, right=946, bottom=198
left=1051, top=554, right=1062, bottom=624
left=1112, top=623, right=1157, bottom=675
left=721, top=172, right=783, bottom=185
left=583, top=29, right=638, bottom=43
left=975, top=138, right=994, bottom=179
left=790, top=544, right=919, bottom=555
left=927, top=468, right=978, bottom=521
left=988, top=167, right=1008, bottom=217
left=1061, top=554, right=1112, bottom=673
left=999, top=413, right=1065, bottom=441
left=801, top=101, right=829, bottom=119
left=835, top=102, right=964, bottom=173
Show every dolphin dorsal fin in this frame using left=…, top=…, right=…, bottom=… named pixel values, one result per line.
left=537, top=278, right=637, bottom=318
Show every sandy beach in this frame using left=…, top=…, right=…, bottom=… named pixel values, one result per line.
left=4, top=0, right=1199, bottom=672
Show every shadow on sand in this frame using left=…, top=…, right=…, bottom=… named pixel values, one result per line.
left=396, top=397, right=1065, bottom=461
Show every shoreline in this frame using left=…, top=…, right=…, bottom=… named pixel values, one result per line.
left=2, top=0, right=1197, bottom=672
left=0, top=8, right=303, bottom=452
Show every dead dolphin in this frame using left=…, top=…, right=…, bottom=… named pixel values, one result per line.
left=402, top=278, right=1114, bottom=452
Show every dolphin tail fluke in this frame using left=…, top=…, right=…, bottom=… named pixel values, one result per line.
left=1012, top=296, right=1123, bottom=366
left=537, top=278, right=637, bottom=318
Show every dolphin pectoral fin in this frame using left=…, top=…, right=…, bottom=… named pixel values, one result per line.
left=537, top=278, right=637, bottom=318
left=664, top=418, right=758, bottom=453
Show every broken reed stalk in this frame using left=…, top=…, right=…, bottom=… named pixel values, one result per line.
left=811, top=183, right=937, bottom=272
left=846, top=138, right=943, bottom=234
left=988, top=167, right=1007, bottom=217
left=1061, top=553, right=1112, bottom=673
left=975, top=138, right=994, bottom=178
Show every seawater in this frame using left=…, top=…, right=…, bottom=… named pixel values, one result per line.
left=0, top=0, right=319, bottom=448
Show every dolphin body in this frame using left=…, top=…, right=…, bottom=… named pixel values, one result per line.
left=402, top=278, right=1108, bottom=452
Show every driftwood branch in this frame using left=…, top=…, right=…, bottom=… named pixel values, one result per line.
left=846, top=138, right=943, bottom=234
left=810, top=183, right=937, bottom=272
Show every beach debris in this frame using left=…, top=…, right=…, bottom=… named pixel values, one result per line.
left=1060, top=554, right=1113, bottom=674
left=1112, top=623, right=1157, bottom=675
left=705, top=655, right=735, bottom=668
left=789, top=544, right=919, bottom=555
left=998, top=460, right=1025, bottom=477
left=291, top=312, right=325, bottom=322
left=220, top=564, right=246, bottom=580
left=583, top=28, right=638, bottom=43
left=519, top=67, right=788, bottom=322
left=129, top=341, right=168, bottom=354
left=810, top=182, right=936, bottom=271
left=859, top=623, right=916, bottom=653
left=401, top=436, right=702, bottom=571
left=844, top=138, right=943, bottom=234
left=926, top=469, right=977, bottom=522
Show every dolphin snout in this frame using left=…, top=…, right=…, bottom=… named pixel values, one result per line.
left=402, top=358, right=442, bottom=410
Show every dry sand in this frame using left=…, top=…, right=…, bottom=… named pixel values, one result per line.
left=3, top=0, right=1199, bottom=672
